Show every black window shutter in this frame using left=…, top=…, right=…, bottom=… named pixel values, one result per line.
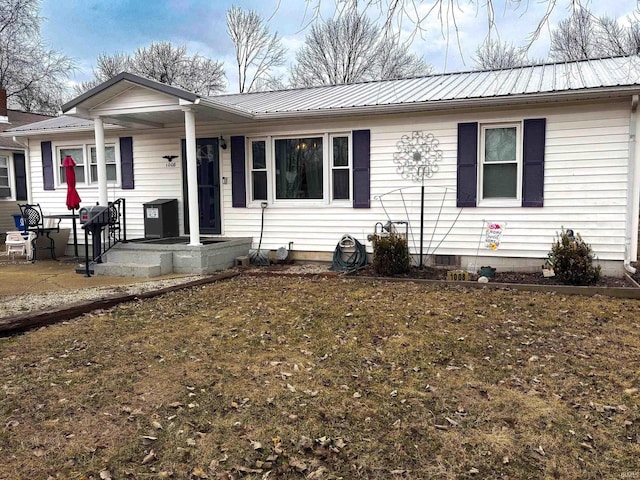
left=352, top=129, right=370, bottom=208
left=456, top=122, right=478, bottom=207
left=522, top=118, right=546, bottom=207
left=41, top=141, right=54, bottom=191
left=230, top=136, right=246, bottom=208
left=14, top=152, right=27, bottom=200
left=120, top=136, right=134, bottom=189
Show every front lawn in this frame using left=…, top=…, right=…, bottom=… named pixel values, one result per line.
left=1, top=276, right=640, bottom=479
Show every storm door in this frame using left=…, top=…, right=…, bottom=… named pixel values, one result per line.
left=181, top=137, right=221, bottom=234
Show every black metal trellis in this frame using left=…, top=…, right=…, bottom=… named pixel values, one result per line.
left=374, top=185, right=464, bottom=266
left=392, top=131, right=443, bottom=267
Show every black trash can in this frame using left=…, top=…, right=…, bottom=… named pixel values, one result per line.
left=143, top=199, right=179, bottom=239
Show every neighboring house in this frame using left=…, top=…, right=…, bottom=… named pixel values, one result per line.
left=0, top=90, right=52, bottom=236
left=5, top=56, right=640, bottom=275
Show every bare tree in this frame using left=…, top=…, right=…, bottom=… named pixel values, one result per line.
left=226, top=6, right=286, bottom=93
left=73, top=53, right=131, bottom=95
left=376, top=36, right=432, bottom=79
left=549, top=8, right=640, bottom=62
left=0, top=0, right=74, bottom=113
left=290, top=11, right=430, bottom=87
left=76, top=42, right=225, bottom=96
left=549, top=7, right=596, bottom=61
left=474, top=39, right=525, bottom=70
left=597, top=15, right=640, bottom=56
left=291, top=0, right=609, bottom=57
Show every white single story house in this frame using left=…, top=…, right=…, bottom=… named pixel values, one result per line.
left=5, top=55, right=640, bottom=275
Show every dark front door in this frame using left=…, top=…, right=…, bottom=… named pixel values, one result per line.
left=182, top=137, right=221, bottom=234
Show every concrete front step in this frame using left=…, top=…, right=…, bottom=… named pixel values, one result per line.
left=96, top=250, right=173, bottom=278
left=93, top=262, right=165, bottom=278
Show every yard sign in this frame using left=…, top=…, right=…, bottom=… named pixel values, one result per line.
left=484, top=222, right=506, bottom=250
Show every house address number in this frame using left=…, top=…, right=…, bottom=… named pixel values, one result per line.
left=446, top=270, right=470, bottom=281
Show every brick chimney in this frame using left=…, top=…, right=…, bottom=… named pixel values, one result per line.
left=0, top=89, right=6, bottom=117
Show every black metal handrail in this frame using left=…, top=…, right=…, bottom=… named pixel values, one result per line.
left=82, top=198, right=127, bottom=277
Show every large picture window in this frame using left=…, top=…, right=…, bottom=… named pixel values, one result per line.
left=57, top=144, right=118, bottom=186
left=480, top=124, right=521, bottom=201
left=275, top=137, right=323, bottom=200
left=246, top=132, right=351, bottom=205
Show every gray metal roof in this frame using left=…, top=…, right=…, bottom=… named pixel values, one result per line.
left=6, top=55, right=640, bottom=135
left=209, top=56, right=640, bottom=115
left=8, top=115, right=96, bottom=132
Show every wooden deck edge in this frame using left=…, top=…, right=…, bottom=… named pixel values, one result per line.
left=0, top=271, right=239, bottom=336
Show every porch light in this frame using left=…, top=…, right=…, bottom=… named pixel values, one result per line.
left=219, top=136, right=227, bottom=149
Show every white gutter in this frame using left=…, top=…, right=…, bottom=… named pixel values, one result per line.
left=625, top=95, right=640, bottom=274
left=12, top=135, right=32, bottom=203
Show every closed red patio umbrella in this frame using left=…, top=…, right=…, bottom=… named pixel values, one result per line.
left=63, top=155, right=81, bottom=210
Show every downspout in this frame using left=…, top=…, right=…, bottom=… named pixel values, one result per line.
left=12, top=135, right=32, bottom=203
left=625, top=95, right=640, bottom=274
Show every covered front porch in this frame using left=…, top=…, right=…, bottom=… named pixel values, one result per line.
left=60, top=73, right=254, bottom=251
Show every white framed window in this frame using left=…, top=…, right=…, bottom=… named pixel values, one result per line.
left=330, top=134, right=351, bottom=201
left=58, top=146, right=86, bottom=184
left=479, top=123, right=522, bottom=204
left=89, top=145, right=117, bottom=184
left=0, top=156, right=10, bottom=197
left=275, top=136, right=324, bottom=200
left=247, top=132, right=351, bottom=205
left=56, top=143, right=119, bottom=186
left=249, top=138, right=267, bottom=202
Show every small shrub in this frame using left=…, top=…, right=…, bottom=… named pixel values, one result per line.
left=372, top=233, right=410, bottom=276
left=550, top=229, right=601, bottom=286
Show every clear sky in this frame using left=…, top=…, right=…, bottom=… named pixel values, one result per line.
left=40, top=0, right=639, bottom=94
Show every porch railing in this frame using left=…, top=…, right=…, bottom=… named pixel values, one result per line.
left=82, top=198, right=127, bottom=277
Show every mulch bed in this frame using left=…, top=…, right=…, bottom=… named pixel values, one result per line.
left=351, top=265, right=639, bottom=288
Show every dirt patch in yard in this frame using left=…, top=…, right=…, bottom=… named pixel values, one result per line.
left=1, top=275, right=640, bottom=479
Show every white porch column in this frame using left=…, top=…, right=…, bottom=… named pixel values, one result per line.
left=94, top=116, right=108, bottom=206
left=184, top=108, right=201, bottom=246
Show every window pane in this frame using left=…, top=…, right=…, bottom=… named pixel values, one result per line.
left=91, top=165, right=117, bottom=183
left=275, top=137, right=323, bottom=199
left=90, top=146, right=117, bottom=183
left=0, top=157, right=8, bottom=187
left=483, top=163, right=517, bottom=198
left=60, top=147, right=84, bottom=184
left=333, top=136, right=349, bottom=167
left=252, top=171, right=267, bottom=200
left=60, top=147, right=84, bottom=165
left=485, top=127, right=516, bottom=162
left=332, top=169, right=349, bottom=199
left=252, top=141, right=266, bottom=169
left=90, top=146, right=116, bottom=164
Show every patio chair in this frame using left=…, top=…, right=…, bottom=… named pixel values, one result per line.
left=18, top=203, right=61, bottom=261
left=5, top=231, right=36, bottom=259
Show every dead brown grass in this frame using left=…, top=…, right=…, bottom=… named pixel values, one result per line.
left=1, top=276, right=640, bottom=479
